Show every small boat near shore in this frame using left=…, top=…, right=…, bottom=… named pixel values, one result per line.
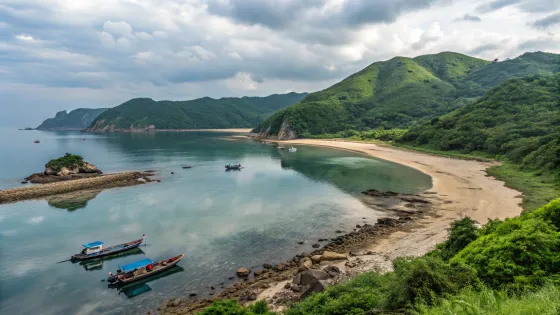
left=71, top=235, right=145, bottom=261
left=107, top=254, right=184, bottom=285
left=34, top=140, right=40, bottom=143
left=181, top=165, right=192, bottom=169
left=225, top=164, right=242, bottom=170
left=288, top=147, right=297, bottom=152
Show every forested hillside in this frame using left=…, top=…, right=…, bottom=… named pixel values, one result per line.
left=401, top=74, right=559, bottom=176
left=86, top=92, right=307, bottom=131
left=255, top=51, right=559, bottom=139
left=37, top=108, right=107, bottom=130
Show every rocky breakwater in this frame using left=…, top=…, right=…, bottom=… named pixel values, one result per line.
left=1, top=153, right=159, bottom=204
left=159, top=189, right=438, bottom=314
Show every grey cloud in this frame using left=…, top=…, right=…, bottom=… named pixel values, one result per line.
left=518, top=36, right=560, bottom=50
left=531, top=12, right=560, bottom=29
left=468, top=43, right=501, bottom=55
left=455, top=14, right=482, bottom=22
left=476, top=0, right=559, bottom=13
left=339, top=0, right=437, bottom=26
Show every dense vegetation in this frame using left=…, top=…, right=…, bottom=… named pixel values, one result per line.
left=46, top=153, right=85, bottom=172
left=37, top=108, right=107, bottom=130
left=197, top=199, right=560, bottom=314
left=86, top=93, right=307, bottom=131
left=255, top=52, right=559, bottom=139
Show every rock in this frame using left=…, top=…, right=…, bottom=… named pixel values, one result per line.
left=228, top=276, right=235, bottom=280
left=284, top=282, right=291, bottom=289
left=261, top=283, right=271, bottom=289
left=57, top=167, right=71, bottom=176
left=321, top=251, right=347, bottom=261
left=323, top=266, right=341, bottom=277
left=377, top=217, right=399, bottom=227
left=247, top=292, right=257, bottom=301
left=189, top=293, right=197, bottom=297
left=276, top=263, right=287, bottom=271
left=290, top=284, right=301, bottom=292
left=361, top=189, right=399, bottom=197
left=253, top=269, right=264, bottom=277
left=318, top=238, right=327, bottom=242
left=210, top=286, right=215, bottom=290
left=167, top=298, right=181, bottom=307
left=311, top=255, right=322, bottom=263
left=297, top=241, right=304, bottom=244
left=171, top=172, right=174, bottom=174
left=301, top=280, right=329, bottom=298
left=312, top=243, right=320, bottom=248
left=79, top=162, right=102, bottom=174
left=298, top=257, right=312, bottom=272
left=236, top=267, right=250, bottom=277
left=21, top=181, right=28, bottom=184
left=137, top=177, right=146, bottom=182
left=263, top=263, right=273, bottom=269
left=356, top=224, right=362, bottom=228
left=335, top=230, right=343, bottom=233
left=293, top=270, right=330, bottom=286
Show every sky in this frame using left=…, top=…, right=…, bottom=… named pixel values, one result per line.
left=0, top=0, right=559, bottom=127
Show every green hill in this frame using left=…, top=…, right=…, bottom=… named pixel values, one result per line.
left=255, top=51, right=559, bottom=139
left=37, top=108, right=107, bottom=130
left=86, top=92, right=307, bottom=131
left=401, top=74, right=559, bottom=171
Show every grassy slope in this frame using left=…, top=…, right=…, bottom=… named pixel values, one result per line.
left=255, top=51, right=559, bottom=138
left=87, top=92, right=307, bottom=130
left=37, top=108, right=108, bottom=129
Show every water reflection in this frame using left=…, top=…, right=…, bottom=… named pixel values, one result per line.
left=47, top=190, right=102, bottom=212
left=112, top=266, right=185, bottom=298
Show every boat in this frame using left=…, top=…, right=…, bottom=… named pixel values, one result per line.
left=34, top=140, right=40, bottom=143
left=288, top=147, right=297, bottom=152
left=70, top=235, right=145, bottom=261
left=225, top=164, right=242, bottom=170
left=277, top=146, right=285, bottom=150
left=110, top=266, right=185, bottom=298
left=76, top=247, right=145, bottom=271
left=181, top=165, right=192, bottom=169
left=107, top=254, right=184, bottom=285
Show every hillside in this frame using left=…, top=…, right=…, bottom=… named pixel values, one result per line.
left=255, top=51, right=559, bottom=139
left=37, top=108, right=107, bottom=130
left=86, top=92, right=307, bottom=131
left=401, top=73, right=560, bottom=176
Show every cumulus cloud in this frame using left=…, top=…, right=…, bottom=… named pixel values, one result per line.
left=0, top=0, right=559, bottom=126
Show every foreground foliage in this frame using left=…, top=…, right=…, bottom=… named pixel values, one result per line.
left=197, top=300, right=274, bottom=315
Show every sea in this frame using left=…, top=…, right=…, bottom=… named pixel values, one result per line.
left=0, top=128, right=431, bottom=315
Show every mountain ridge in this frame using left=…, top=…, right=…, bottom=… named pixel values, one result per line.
left=254, top=51, right=559, bottom=139
left=37, top=108, right=108, bottom=130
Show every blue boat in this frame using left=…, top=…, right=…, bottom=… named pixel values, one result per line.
left=70, top=235, right=145, bottom=261
left=107, top=254, right=184, bottom=285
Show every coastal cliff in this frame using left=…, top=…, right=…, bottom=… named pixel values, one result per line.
left=37, top=108, right=107, bottom=130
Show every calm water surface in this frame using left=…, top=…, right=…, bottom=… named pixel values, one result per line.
left=0, top=129, right=431, bottom=315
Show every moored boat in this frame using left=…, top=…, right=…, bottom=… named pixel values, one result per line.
left=70, top=235, right=145, bottom=261
left=225, top=164, right=242, bottom=170
left=288, top=147, right=297, bottom=152
left=107, top=254, right=184, bottom=285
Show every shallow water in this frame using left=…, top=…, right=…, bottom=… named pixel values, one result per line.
left=0, top=129, right=431, bottom=314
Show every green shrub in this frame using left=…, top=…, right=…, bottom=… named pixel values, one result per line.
left=434, top=217, right=479, bottom=261
left=197, top=300, right=275, bottom=315
left=452, top=200, right=560, bottom=290
left=46, top=153, right=84, bottom=172
left=386, top=256, right=481, bottom=309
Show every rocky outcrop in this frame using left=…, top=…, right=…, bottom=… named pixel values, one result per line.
left=236, top=267, right=250, bottom=277
left=27, top=161, right=102, bottom=184
left=277, top=120, right=297, bottom=140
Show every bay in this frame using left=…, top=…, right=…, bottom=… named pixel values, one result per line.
left=0, top=129, right=431, bottom=314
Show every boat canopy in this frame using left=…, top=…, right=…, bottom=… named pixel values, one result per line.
left=120, top=258, right=154, bottom=273
left=83, top=241, right=104, bottom=248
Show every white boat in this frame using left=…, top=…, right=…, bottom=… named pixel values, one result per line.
left=288, top=147, right=297, bottom=152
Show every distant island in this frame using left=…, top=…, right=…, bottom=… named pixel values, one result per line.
left=18, top=127, right=34, bottom=130
left=37, top=108, right=108, bottom=130
left=85, top=92, right=307, bottom=132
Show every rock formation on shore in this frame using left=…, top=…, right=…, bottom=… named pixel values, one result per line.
left=25, top=153, right=102, bottom=184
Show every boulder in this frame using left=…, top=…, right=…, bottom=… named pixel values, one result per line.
left=79, top=162, right=101, bottom=174
left=56, top=167, right=72, bottom=176
left=253, top=269, right=263, bottom=277
left=320, top=251, right=347, bottom=261
left=293, top=270, right=330, bottom=286
left=311, top=255, right=322, bottom=263
left=301, top=280, right=329, bottom=298
left=312, top=243, right=320, bottom=248
left=263, top=263, right=273, bottom=269
left=236, top=267, right=250, bottom=277
left=298, top=257, right=312, bottom=272
left=324, top=266, right=341, bottom=277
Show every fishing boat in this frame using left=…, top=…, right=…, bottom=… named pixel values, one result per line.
left=288, top=147, right=297, bottom=152
left=34, top=140, right=40, bottom=143
left=181, top=165, right=192, bottom=169
left=107, top=254, right=184, bottom=285
left=70, top=235, right=145, bottom=261
left=225, top=164, right=242, bottom=170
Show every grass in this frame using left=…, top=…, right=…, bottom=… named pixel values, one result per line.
left=413, top=283, right=560, bottom=315
left=487, top=163, right=560, bottom=211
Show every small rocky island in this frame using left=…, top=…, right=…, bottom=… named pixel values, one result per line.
left=0, top=153, right=158, bottom=205
left=25, top=153, right=103, bottom=184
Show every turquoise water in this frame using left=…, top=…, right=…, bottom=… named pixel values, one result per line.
left=0, top=129, right=431, bottom=314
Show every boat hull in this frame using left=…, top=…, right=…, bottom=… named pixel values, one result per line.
left=71, top=238, right=143, bottom=261
left=115, top=254, right=184, bottom=285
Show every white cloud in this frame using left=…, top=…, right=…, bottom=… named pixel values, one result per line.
left=27, top=216, right=45, bottom=224
left=226, top=72, right=259, bottom=91
left=15, top=34, right=36, bottom=42
left=103, top=21, right=133, bottom=38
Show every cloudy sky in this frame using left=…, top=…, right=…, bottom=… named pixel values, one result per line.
left=1, top=0, right=559, bottom=126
